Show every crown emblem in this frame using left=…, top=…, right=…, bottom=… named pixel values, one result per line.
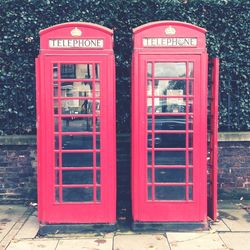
left=70, top=27, right=82, bottom=37
left=165, top=26, right=176, bottom=35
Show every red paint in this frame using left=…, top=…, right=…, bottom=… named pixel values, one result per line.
left=36, top=22, right=116, bottom=224
left=132, top=21, right=214, bottom=222
left=208, top=58, right=219, bottom=220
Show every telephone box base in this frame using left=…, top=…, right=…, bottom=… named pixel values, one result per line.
left=132, top=221, right=208, bottom=232
left=38, top=223, right=117, bottom=236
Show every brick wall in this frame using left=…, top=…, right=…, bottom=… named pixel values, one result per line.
left=0, top=134, right=249, bottom=204
left=0, top=136, right=37, bottom=204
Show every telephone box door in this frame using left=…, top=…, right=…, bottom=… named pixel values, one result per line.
left=132, top=21, right=208, bottom=223
left=36, top=23, right=116, bottom=224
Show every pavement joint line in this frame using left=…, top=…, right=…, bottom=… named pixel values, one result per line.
left=164, top=233, right=172, bottom=250
left=217, top=232, right=230, bottom=250
left=220, top=218, right=232, bottom=232
left=54, top=239, right=60, bottom=250
left=0, top=207, right=33, bottom=249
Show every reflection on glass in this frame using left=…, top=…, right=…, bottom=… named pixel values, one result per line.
left=148, top=116, right=186, bottom=131
left=154, top=133, right=186, bottom=148
left=188, top=133, right=193, bottom=148
left=147, top=80, right=152, bottom=96
left=189, top=80, right=193, bottom=95
left=96, top=152, right=100, bottom=167
left=189, top=116, right=193, bottom=130
left=189, top=168, right=193, bottom=182
left=189, top=185, right=193, bottom=200
left=95, top=82, right=100, bottom=97
left=147, top=63, right=152, bottom=77
left=62, top=188, right=93, bottom=202
left=155, top=168, right=186, bottom=183
left=187, top=99, right=193, bottom=113
left=61, top=99, right=92, bottom=114
left=54, top=118, right=59, bottom=132
left=62, top=117, right=93, bottom=132
left=154, top=98, right=186, bottom=113
left=154, top=62, right=186, bottom=78
left=95, top=64, right=100, bottom=79
left=62, top=170, right=93, bottom=184
left=55, top=136, right=59, bottom=150
left=62, top=152, right=93, bottom=167
left=188, top=62, right=194, bottom=77
left=155, top=151, right=186, bottom=165
left=55, top=188, right=60, bottom=203
left=96, top=117, right=100, bottom=132
left=54, top=82, right=58, bottom=97
left=147, top=98, right=153, bottom=113
left=53, top=64, right=58, bottom=79
left=54, top=100, right=59, bottom=114
left=96, top=170, right=100, bottom=184
left=147, top=134, right=152, bottom=148
left=55, top=153, right=59, bottom=167
left=189, top=151, right=193, bottom=165
left=155, top=186, right=186, bottom=200
left=62, top=135, right=93, bottom=150
left=148, top=186, right=152, bottom=200
left=96, top=135, right=100, bottom=149
left=96, top=187, right=101, bottom=202
left=61, top=64, right=92, bottom=79
left=147, top=168, right=152, bottom=183
left=147, top=151, right=152, bottom=165
left=154, top=80, right=186, bottom=96
left=61, top=82, right=93, bottom=97
left=55, top=170, right=59, bottom=185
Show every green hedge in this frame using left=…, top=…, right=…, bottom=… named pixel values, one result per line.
left=0, top=0, right=249, bottom=134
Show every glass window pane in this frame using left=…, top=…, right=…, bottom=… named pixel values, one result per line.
left=155, top=151, right=186, bottom=165
left=189, top=168, right=193, bottom=182
left=55, top=153, right=59, bottom=168
left=55, top=136, right=59, bottom=150
left=155, top=186, right=186, bottom=200
left=147, top=98, right=153, bottom=113
left=96, top=135, right=100, bottom=149
left=53, top=64, right=58, bottom=79
left=62, top=135, right=93, bottom=150
left=189, top=185, right=193, bottom=200
left=54, top=118, right=59, bottom=132
left=62, top=117, right=93, bottom=132
left=147, top=168, right=152, bottom=183
left=55, top=170, right=59, bottom=185
left=62, top=188, right=93, bottom=202
left=147, top=151, right=152, bottom=165
left=154, top=116, right=186, bottom=131
left=62, top=152, right=93, bottom=167
left=154, top=133, right=186, bottom=148
left=95, top=82, right=100, bottom=97
left=147, top=80, right=152, bottom=96
left=154, top=80, right=186, bottom=96
left=96, top=152, right=100, bottom=167
left=62, top=170, right=93, bottom=184
left=148, top=186, right=152, bottom=200
left=189, top=115, right=193, bottom=130
left=55, top=188, right=60, bottom=203
left=54, top=100, right=59, bottom=114
left=188, top=133, right=193, bottom=148
left=189, top=80, right=193, bottom=95
left=96, top=187, right=101, bottom=202
left=96, top=170, right=100, bottom=184
left=95, top=64, right=100, bottom=80
left=189, top=151, right=193, bottom=165
left=147, top=133, right=152, bottom=148
left=155, top=168, right=186, bottom=183
left=147, top=63, right=152, bottom=77
left=61, top=82, right=93, bottom=97
left=147, top=115, right=152, bottom=130
left=188, top=62, right=194, bottom=77
left=61, top=99, right=93, bottom=115
left=154, top=62, right=186, bottom=78
left=154, top=98, right=186, bottom=113
left=61, top=64, right=92, bottom=79
left=96, top=117, right=100, bottom=132
left=54, top=82, right=58, bottom=97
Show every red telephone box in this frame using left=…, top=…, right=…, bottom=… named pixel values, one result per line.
left=132, top=21, right=218, bottom=227
left=36, top=22, right=116, bottom=225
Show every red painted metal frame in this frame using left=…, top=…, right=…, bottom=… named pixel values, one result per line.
left=132, top=21, right=209, bottom=222
left=208, top=58, right=219, bottom=220
left=36, top=22, right=116, bottom=224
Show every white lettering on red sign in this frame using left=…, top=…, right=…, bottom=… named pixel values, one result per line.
left=143, top=37, right=197, bottom=47
left=49, top=39, right=104, bottom=48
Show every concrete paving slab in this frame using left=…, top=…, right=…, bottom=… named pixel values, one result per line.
left=6, top=239, right=59, bottom=250
left=0, top=206, right=27, bottom=242
left=220, top=209, right=250, bottom=231
left=167, top=232, right=227, bottom=250
left=210, top=218, right=230, bottom=232
left=56, top=237, right=113, bottom=250
left=14, top=212, right=39, bottom=239
left=114, top=234, right=170, bottom=250
left=219, top=232, right=250, bottom=250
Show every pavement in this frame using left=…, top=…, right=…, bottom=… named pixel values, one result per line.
left=0, top=201, right=249, bottom=250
